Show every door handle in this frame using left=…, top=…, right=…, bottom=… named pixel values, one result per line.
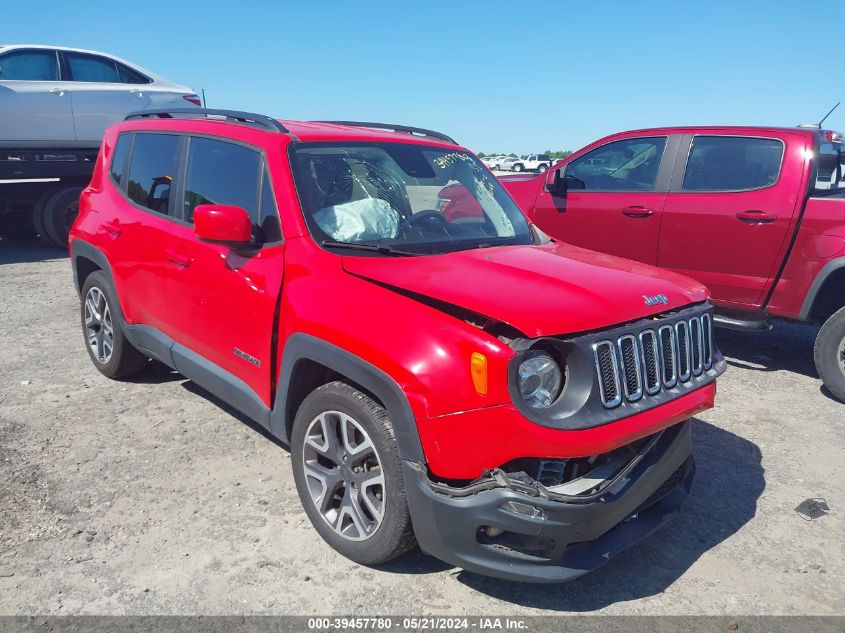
left=736, top=210, right=778, bottom=224
left=165, top=249, right=193, bottom=268
left=48, top=88, right=67, bottom=96
left=129, top=89, right=145, bottom=97
left=102, top=220, right=122, bottom=237
left=622, top=206, right=654, bottom=218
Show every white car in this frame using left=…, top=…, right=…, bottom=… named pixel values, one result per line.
left=481, top=155, right=508, bottom=170
left=0, top=44, right=200, bottom=145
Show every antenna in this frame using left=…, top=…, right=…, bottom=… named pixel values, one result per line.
left=201, top=88, right=207, bottom=108
left=819, top=101, right=840, bottom=127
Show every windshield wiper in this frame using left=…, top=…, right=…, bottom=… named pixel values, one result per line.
left=321, top=240, right=419, bottom=257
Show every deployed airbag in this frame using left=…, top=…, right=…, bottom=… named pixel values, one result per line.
left=314, top=198, right=400, bottom=242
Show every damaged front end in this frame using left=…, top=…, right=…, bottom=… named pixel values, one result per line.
left=403, top=421, right=694, bottom=583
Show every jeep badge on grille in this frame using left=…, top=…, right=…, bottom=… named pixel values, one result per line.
left=643, top=293, right=669, bottom=307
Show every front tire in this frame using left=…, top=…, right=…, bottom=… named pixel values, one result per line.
left=814, top=306, right=845, bottom=402
left=291, top=381, right=416, bottom=565
left=80, top=271, right=148, bottom=379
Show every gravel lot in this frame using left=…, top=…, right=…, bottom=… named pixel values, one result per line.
left=0, top=238, right=843, bottom=616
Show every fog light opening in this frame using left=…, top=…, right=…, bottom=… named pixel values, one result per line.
left=500, top=500, right=547, bottom=520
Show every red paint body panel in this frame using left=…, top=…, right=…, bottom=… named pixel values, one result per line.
left=71, top=117, right=723, bottom=482
left=420, top=383, right=716, bottom=479
left=502, top=125, right=845, bottom=322
left=767, top=196, right=845, bottom=319
left=658, top=132, right=809, bottom=307
left=343, top=241, right=707, bottom=338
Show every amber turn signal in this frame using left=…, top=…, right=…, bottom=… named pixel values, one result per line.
left=470, top=352, right=488, bottom=395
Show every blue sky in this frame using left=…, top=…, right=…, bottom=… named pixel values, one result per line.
left=3, top=1, right=842, bottom=154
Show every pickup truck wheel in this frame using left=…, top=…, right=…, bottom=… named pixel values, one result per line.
left=33, top=189, right=58, bottom=242
left=538, top=164, right=548, bottom=173
left=814, top=306, right=845, bottom=402
left=43, top=186, right=83, bottom=248
left=80, top=271, right=148, bottom=379
left=0, top=212, right=37, bottom=239
left=291, top=381, right=416, bottom=565
left=513, top=163, right=524, bottom=172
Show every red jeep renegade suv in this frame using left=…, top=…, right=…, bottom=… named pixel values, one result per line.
left=69, top=109, right=725, bottom=582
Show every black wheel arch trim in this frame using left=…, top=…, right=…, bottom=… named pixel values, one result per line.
left=800, top=257, right=845, bottom=321
left=70, top=239, right=126, bottom=323
left=270, top=333, right=425, bottom=463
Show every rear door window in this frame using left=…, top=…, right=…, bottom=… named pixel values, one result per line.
left=567, top=137, right=667, bottom=191
left=66, top=53, right=120, bottom=83
left=183, top=137, right=265, bottom=236
left=682, top=136, right=783, bottom=191
left=126, top=133, right=181, bottom=214
left=0, top=49, right=58, bottom=81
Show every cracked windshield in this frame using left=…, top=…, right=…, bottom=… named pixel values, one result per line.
left=291, top=142, right=533, bottom=254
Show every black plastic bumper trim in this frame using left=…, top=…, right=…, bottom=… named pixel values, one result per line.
left=404, top=420, right=694, bottom=583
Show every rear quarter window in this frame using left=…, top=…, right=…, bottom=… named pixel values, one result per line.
left=682, top=136, right=783, bottom=191
left=109, top=133, right=131, bottom=187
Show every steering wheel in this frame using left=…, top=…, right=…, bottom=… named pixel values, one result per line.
left=400, top=209, right=453, bottom=238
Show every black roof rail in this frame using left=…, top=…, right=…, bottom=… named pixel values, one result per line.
left=314, top=120, right=457, bottom=145
left=125, top=108, right=290, bottom=134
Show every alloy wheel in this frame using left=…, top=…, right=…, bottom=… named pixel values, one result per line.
left=301, top=410, right=385, bottom=541
left=838, top=336, right=845, bottom=376
left=84, top=287, right=113, bottom=364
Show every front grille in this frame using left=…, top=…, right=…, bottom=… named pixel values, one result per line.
left=676, top=320, right=691, bottom=381
left=639, top=330, right=661, bottom=395
left=593, top=342, right=622, bottom=408
left=594, top=312, right=714, bottom=408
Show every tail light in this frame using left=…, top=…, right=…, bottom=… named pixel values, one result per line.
left=436, top=197, right=451, bottom=213
left=182, top=94, right=202, bottom=107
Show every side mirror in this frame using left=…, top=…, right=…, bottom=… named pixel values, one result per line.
left=545, top=168, right=565, bottom=194
left=544, top=169, right=585, bottom=194
left=193, top=204, right=252, bottom=246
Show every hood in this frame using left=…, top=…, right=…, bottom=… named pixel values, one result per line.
left=342, top=242, right=708, bottom=338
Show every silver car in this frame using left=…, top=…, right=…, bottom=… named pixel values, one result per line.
left=0, top=44, right=199, bottom=145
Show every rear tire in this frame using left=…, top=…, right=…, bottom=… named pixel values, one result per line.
left=814, top=306, right=845, bottom=403
left=42, top=186, right=83, bottom=249
left=538, top=164, right=548, bottom=173
left=290, top=381, right=416, bottom=565
left=80, top=271, right=148, bottom=379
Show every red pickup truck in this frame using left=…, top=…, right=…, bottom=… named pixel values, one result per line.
left=498, top=126, right=845, bottom=401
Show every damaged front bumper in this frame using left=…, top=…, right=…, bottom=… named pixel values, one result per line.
left=404, top=420, right=694, bottom=583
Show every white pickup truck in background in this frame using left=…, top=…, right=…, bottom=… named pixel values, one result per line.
left=0, top=44, right=199, bottom=246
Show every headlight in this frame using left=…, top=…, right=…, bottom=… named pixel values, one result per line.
left=518, top=352, right=563, bottom=409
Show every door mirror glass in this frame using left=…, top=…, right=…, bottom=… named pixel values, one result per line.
left=193, top=204, right=252, bottom=245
